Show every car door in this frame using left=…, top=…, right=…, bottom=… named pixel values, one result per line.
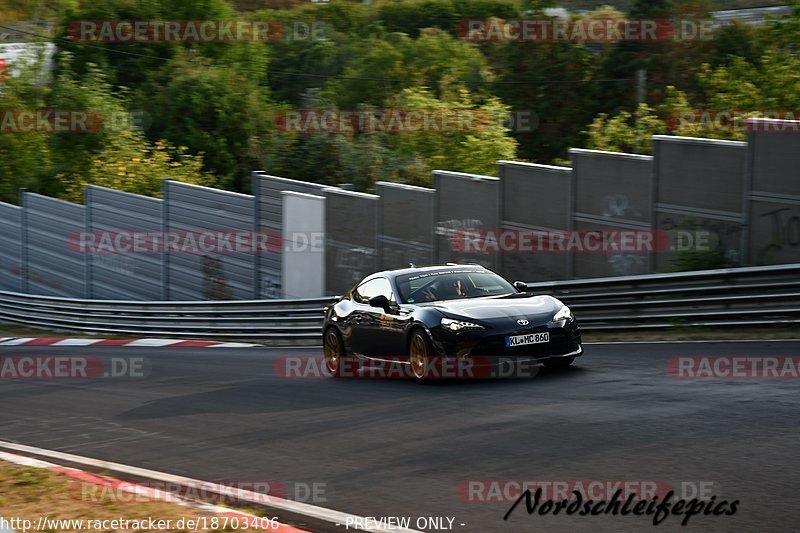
left=358, top=277, right=408, bottom=359
left=347, top=280, right=376, bottom=356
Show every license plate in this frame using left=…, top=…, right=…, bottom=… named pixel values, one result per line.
left=506, top=332, right=549, bottom=347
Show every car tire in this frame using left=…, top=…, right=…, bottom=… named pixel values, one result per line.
left=323, top=328, right=348, bottom=378
left=543, top=356, right=575, bottom=369
left=409, top=329, right=433, bottom=383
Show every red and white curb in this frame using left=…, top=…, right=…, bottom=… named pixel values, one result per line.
left=0, top=449, right=307, bottom=532
left=0, top=337, right=261, bottom=348
left=0, top=440, right=421, bottom=533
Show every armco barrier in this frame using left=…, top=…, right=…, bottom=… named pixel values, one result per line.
left=524, top=263, right=800, bottom=330
left=1, top=264, right=798, bottom=344
left=0, top=292, right=336, bottom=345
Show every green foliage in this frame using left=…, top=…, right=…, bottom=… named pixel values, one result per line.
left=669, top=249, right=726, bottom=272
left=0, top=59, right=52, bottom=203
left=0, top=50, right=216, bottom=205
left=490, top=39, right=597, bottom=164
left=141, top=51, right=276, bottom=191
left=390, top=86, right=518, bottom=178
left=2, top=0, right=800, bottom=202
left=267, top=86, right=517, bottom=189
left=585, top=103, right=667, bottom=154
left=47, top=55, right=129, bottom=196
left=321, top=29, right=489, bottom=109
left=378, top=0, right=460, bottom=38
left=61, top=133, right=215, bottom=203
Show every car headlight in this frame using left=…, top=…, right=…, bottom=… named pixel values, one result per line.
left=552, top=305, right=573, bottom=321
left=441, top=317, right=484, bottom=331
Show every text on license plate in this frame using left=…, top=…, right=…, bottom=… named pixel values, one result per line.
left=506, top=332, right=549, bottom=347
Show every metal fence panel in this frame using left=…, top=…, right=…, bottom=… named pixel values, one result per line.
left=253, top=172, right=327, bottom=298
left=655, top=209, right=744, bottom=272
left=164, top=181, right=255, bottom=300
left=434, top=170, right=500, bottom=272
left=749, top=199, right=800, bottom=265
left=572, top=220, right=653, bottom=277
left=571, top=149, right=654, bottom=224
left=654, top=136, right=747, bottom=271
left=499, top=161, right=571, bottom=282
left=0, top=202, right=22, bottom=292
left=570, top=149, right=654, bottom=277
left=748, top=120, right=800, bottom=196
left=325, top=188, right=378, bottom=295
left=23, top=193, right=86, bottom=297
left=376, top=182, right=434, bottom=271
left=86, top=186, right=163, bottom=300
left=747, top=120, right=800, bottom=265
left=654, top=136, right=747, bottom=213
left=282, top=191, right=325, bottom=298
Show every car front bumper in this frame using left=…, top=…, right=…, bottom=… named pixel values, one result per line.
left=429, top=318, right=583, bottom=365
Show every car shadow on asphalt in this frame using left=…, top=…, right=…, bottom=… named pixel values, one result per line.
left=115, top=364, right=591, bottom=420
left=419, top=365, right=588, bottom=387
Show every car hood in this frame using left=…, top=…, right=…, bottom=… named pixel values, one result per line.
left=428, top=294, right=561, bottom=324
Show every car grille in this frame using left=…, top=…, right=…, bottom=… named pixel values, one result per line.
left=469, top=323, right=581, bottom=358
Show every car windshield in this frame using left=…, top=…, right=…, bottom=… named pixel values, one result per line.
left=395, top=269, right=516, bottom=304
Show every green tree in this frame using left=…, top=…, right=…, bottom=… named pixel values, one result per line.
left=322, top=29, right=489, bottom=109
left=391, top=86, right=518, bottom=179
left=489, top=38, right=597, bottom=164
left=47, top=55, right=131, bottom=197
left=584, top=103, right=667, bottom=154
left=378, top=0, right=460, bottom=38
left=0, top=57, right=52, bottom=203
left=61, top=132, right=216, bottom=203
left=142, top=51, right=278, bottom=192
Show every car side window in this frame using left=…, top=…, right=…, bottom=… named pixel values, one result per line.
left=352, top=283, right=369, bottom=304
left=356, top=278, right=396, bottom=304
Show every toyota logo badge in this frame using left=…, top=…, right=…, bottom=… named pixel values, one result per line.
left=517, top=319, right=529, bottom=326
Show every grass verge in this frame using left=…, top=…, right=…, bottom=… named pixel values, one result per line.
left=0, top=460, right=261, bottom=532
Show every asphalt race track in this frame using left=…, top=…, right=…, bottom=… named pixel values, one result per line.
left=1, top=341, right=799, bottom=532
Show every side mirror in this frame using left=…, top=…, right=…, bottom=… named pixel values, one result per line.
left=513, top=281, right=528, bottom=293
left=368, top=294, right=392, bottom=311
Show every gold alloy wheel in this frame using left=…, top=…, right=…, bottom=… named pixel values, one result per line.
left=410, top=334, right=428, bottom=380
left=324, top=330, right=341, bottom=374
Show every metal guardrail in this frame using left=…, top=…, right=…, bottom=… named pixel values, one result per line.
left=0, top=264, right=798, bottom=343
left=524, top=263, right=800, bottom=330
left=0, top=292, right=337, bottom=344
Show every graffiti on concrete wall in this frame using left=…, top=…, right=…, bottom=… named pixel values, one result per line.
left=602, top=194, right=643, bottom=220
left=755, top=206, right=800, bottom=264
left=202, top=255, right=232, bottom=300
left=435, top=219, right=483, bottom=238
left=605, top=252, right=648, bottom=275
left=659, top=215, right=741, bottom=265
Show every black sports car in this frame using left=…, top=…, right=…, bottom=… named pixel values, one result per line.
left=322, top=264, right=583, bottom=381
